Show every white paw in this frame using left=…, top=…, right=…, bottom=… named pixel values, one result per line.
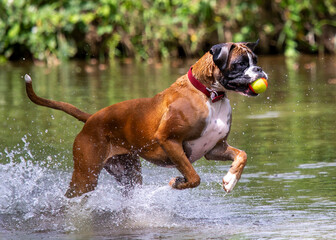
left=223, top=172, right=238, bottom=193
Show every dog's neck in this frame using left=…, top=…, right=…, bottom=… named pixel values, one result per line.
left=191, top=52, right=215, bottom=87
left=188, top=52, right=226, bottom=102
left=188, top=67, right=225, bottom=103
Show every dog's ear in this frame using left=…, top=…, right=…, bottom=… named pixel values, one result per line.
left=210, top=43, right=234, bottom=71
left=243, top=39, right=259, bottom=51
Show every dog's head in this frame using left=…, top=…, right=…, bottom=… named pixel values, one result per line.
left=209, top=40, right=268, bottom=96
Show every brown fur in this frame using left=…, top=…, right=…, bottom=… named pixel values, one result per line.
left=25, top=48, right=248, bottom=198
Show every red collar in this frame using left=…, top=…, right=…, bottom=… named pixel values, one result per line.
left=188, top=67, right=225, bottom=103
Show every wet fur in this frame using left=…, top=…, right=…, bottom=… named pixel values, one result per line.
left=24, top=42, right=267, bottom=198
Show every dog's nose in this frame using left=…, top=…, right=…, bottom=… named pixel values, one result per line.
left=253, top=66, right=263, bottom=72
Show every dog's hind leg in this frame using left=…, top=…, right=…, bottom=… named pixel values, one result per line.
left=65, top=132, right=107, bottom=198
left=104, top=154, right=142, bottom=194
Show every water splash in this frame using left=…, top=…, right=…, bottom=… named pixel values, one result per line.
left=0, top=137, right=69, bottom=233
left=2, top=136, right=335, bottom=239
left=0, top=136, right=229, bottom=236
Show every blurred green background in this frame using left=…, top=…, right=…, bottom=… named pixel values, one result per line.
left=0, top=0, right=335, bottom=63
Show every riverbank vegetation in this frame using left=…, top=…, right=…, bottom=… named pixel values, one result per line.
left=0, top=0, right=335, bottom=62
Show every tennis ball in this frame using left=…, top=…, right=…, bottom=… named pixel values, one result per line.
left=249, top=78, right=268, bottom=94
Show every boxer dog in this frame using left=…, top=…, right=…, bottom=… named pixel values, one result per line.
left=24, top=41, right=268, bottom=198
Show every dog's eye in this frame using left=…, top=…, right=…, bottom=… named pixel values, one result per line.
left=234, top=62, right=248, bottom=69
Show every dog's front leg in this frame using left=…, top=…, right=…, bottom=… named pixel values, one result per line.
left=154, top=112, right=201, bottom=189
left=205, top=141, right=247, bottom=192
left=157, top=136, right=201, bottom=189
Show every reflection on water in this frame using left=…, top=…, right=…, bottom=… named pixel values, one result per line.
left=0, top=55, right=336, bottom=239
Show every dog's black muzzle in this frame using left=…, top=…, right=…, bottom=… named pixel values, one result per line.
left=221, top=68, right=268, bottom=96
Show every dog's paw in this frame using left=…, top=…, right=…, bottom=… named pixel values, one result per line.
left=169, top=176, right=187, bottom=189
left=223, top=172, right=238, bottom=193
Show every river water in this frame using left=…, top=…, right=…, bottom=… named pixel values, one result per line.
left=0, top=55, right=336, bottom=239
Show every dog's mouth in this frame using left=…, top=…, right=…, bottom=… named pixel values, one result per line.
left=224, top=82, right=259, bottom=97
left=223, top=73, right=268, bottom=97
left=238, top=84, right=259, bottom=97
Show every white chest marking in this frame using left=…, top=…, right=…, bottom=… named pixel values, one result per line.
left=185, top=98, right=232, bottom=162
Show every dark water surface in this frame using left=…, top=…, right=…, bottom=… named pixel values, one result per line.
left=0, top=56, right=336, bottom=239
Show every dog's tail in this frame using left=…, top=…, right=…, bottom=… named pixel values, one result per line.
left=24, top=74, right=91, bottom=123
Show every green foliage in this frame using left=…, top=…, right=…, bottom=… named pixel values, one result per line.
left=276, top=0, right=336, bottom=56
left=0, top=0, right=335, bottom=61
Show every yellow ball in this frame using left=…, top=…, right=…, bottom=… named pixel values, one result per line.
left=249, top=78, right=268, bottom=94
